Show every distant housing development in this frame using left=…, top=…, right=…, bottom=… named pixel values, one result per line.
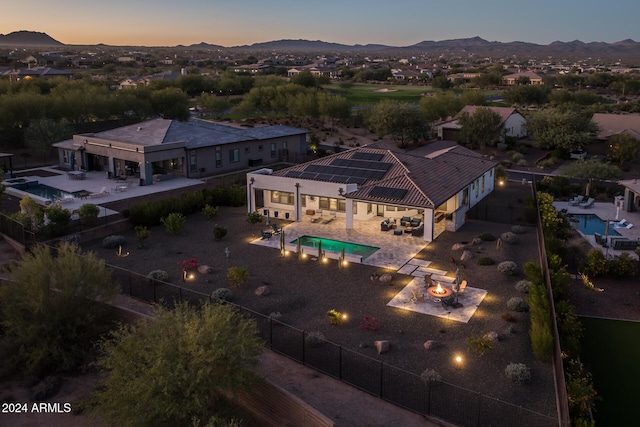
left=53, top=119, right=307, bottom=184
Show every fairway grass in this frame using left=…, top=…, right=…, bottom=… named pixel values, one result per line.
left=580, top=316, right=640, bottom=426
left=325, top=83, right=432, bottom=104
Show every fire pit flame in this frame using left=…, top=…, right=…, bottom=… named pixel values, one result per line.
left=435, top=283, right=445, bottom=294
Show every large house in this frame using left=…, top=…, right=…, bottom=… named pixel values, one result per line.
left=247, top=145, right=497, bottom=242
left=53, top=119, right=307, bottom=184
left=591, top=113, right=640, bottom=141
left=502, top=70, right=544, bottom=85
left=438, top=106, right=527, bottom=141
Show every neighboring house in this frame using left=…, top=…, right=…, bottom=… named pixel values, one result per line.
left=52, top=119, right=307, bottom=184
left=502, top=70, right=544, bottom=85
left=247, top=145, right=497, bottom=242
left=619, top=179, right=640, bottom=213
left=437, top=106, right=527, bottom=141
left=392, top=69, right=421, bottom=80
left=591, top=113, right=640, bottom=141
left=1, top=66, right=73, bottom=82
left=232, top=64, right=274, bottom=74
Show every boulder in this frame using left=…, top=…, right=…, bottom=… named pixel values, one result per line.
left=198, top=265, right=213, bottom=274
left=451, top=243, right=465, bottom=251
left=460, top=250, right=473, bottom=261
left=484, top=331, right=500, bottom=342
left=374, top=340, right=390, bottom=354
left=255, top=285, right=270, bottom=296
left=423, top=340, right=439, bottom=350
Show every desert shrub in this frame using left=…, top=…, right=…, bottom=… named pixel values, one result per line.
left=507, top=297, right=528, bottom=312
left=213, top=224, right=227, bottom=240
left=477, top=256, right=495, bottom=266
left=326, top=309, right=343, bottom=325
left=578, top=249, right=608, bottom=277
left=305, top=331, right=325, bottom=348
left=510, top=152, right=523, bottom=162
left=202, top=204, right=219, bottom=220
left=515, top=280, right=531, bottom=293
left=516, top=159, right=528, bottom=166
left=78, top=203, right=100, bottom=227
left=505, top=363, right=531, bottom=384
left=504, top=324, right=515, bottom=335
left=226, top=267, right=249, bottom=288
left=466, top=331, right=493, bottom=356
left=610, top=252, right=638, bottom=278
left=134, top=225, right=150, bottom=246
left=497, top=261, right=517, bottom=275
left=478, top=232, right=496, bottom=241
left=502, top=313, right=517, bottom=322
left=246, top=211, right=263, bottom=225
left=511, top=225, right=526, bottom=234
left=146, top=270, right=169, bottom=283
left=268, top=312, right=282, bottom=321
left=45, top=204, right=71, bottom=237
left=102, top=235, right=126, bottom=249
left=501, top=231, right=518, bottom=244
left=211, top=287, right=233, bottom=302
left=160, top=212, right=186, bottom=235
left=420, top=368, right=442, bottom=384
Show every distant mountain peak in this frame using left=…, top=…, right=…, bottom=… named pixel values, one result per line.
left=0, top=30, right=62, bottom=46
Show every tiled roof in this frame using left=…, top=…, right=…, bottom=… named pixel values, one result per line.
left=458, top=106, right=520, bottom=126
left=273, top=146, right=497, bottom=208
left=591, top=113, right=640, bottom=139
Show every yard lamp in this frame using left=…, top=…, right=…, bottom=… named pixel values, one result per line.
left=454, top=354, right=464, bottom=369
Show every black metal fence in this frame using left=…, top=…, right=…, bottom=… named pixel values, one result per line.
left=112, top=266, right=558, bottom=427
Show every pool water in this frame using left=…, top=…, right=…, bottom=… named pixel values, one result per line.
left=291, top=235, right=380, bottom=260
left=14, top=182, right=74, bottom=201
left=570, top=214, right=621, bottom=236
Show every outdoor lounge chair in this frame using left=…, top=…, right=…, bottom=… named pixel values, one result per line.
left=260, top=230, right=273, bottom=240
left=569, top=195, right=584, bottom=206
left=579, top=197, right=595, bottom=208
left=271, top=223, right=282, bottom=234
left=310, top=210, right=323, bottom=223
left=613, top=219, right=627, bottom=228
left=89, top=186, right=110, bottom=198
left=322, top=212, right=336, bottom=224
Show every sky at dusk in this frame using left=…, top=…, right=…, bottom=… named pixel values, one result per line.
left=2, top=0, right=639, bottom=47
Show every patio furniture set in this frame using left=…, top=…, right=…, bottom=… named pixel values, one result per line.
left=569, top=195, right=594, bottom=208
left=380, top=216, right=424, bottom=237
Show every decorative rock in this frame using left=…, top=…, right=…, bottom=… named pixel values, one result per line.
left=484, top=331, right=500, bottom=342
left=460, top=250, right=473, bottom=261
left=451, top=243, right=465, bottom=251
left=198, top=265, right=213, bottom=274
left=472, top=237, right=482, bottom=245
left=255, top=285, right=270, bottom=296
left=374, top=340, right=390, bottom=354
left=379, top=273, right=392, bottom=284
left=423, top=340, right=439, bottom=350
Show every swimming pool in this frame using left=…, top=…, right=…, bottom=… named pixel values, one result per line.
left=291, top=235, right=380, bottom=260
left=13, top=182, right=74, bottom=201
left=570, top=214, right=621, bottom=236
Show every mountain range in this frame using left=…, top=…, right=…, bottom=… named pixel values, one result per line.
left=1, top=31, right=639, bottom=61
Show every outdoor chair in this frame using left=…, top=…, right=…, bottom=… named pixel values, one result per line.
left=311, top=210, right=323, bottom=223
left=410, top=289, right=425, bottom=303
left=400, top=216, right=411, bottom=227
left=569, top=195, right=584, bottom=206
left=260, top=230, right=272, bottom=240
left=613, top=219, right=627, bottom=228
left=271, top=223, right=282, bottom=234
left=579, top=197, right=595, bottom=208
left=441, top=295, right=457, bottom=308
left=322, top=212, right=336, bottom=224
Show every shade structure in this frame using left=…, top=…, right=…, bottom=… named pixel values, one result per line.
left=280, top=229, right=285, bottom=256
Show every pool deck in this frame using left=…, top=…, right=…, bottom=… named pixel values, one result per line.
left=553, top=200, right=640, bottom=260
left=4, top=167, right=203, bottom=218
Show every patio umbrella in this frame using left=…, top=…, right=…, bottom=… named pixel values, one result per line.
left=317, top=240, right=322, bottom=260
left=455, top=266, right=460, bottom=288
left=616, top=206, right=620, bottom=221
left=604, top=219, right=610, bottom=239
left=297, top=237, right=302, bottom=261
left=339, top=247, right=345, bottom=269
left=266, top=209, right=270, bottom=225
left=280, top=229, right=285, bottom=257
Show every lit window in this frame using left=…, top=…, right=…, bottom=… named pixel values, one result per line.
left=229, top=149, right=239, bottom=163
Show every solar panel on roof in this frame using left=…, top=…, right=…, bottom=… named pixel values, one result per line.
left=285, top=170, right=303, bottom=178
left=316, top=173, right=333, bottom=181
left=300, top=172, right=318, bottom=179
left=369, top=186, right=408, bottom=200
left=347, top=177, right=367, bottom=185
left=352, top=152, right=384, bottom=161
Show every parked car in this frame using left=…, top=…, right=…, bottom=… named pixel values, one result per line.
left=569, top=148, right=587, bottom=160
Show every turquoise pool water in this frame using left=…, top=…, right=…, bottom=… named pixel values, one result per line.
left=291, top=235, right=380, bottom=260
left=13, top=182, right=74, bottom=201
left=570, top=214, right=620, bottom=236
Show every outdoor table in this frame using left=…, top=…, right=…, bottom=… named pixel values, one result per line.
left=67, top=170, right=86, bottom=180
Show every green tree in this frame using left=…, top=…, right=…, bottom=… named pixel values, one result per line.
left=198, top=92, right=231, bottom=118
left=431, top=75, right=452, bottom=91
left=420, top=92, right=464, bottom=122
left=525, top=107, right=598, bottom=152
left=0, top=243, right=118, bottom=376
left=607, top=133, right=640, bottom=167
left=563, top=158, right=622, bottom=181
left=150, top=87, right=190, bottom=120
left=456, top=107, right=503, bottom=151
left=290, top=70, right=317, bottom=88
left=90, top=302, right=263, bottom=426
left=364, top=100, right=429, bottom=148
left=24, top=118, right=74, bottom=166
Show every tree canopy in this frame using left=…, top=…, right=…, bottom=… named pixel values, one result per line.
left=562, top=158, right=622, bottom=181
left=456, top=107, right=503, bottom=151
left=607, top=133, right=640, bottom=167
left=525, top=107, right=598, bottom=152
left=0, top=243, right=118, bottom=376
left=90, top=301, right=263, bottom=426
left=364, top=100, right=429, bottom=148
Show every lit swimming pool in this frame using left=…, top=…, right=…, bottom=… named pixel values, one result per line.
left=13, top=182, right=74, bottom=201
left=291, top=235, right=380, bottom=260
left=570, top=214, right=620, bottom=236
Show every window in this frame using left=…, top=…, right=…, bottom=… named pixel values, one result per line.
left=244, top=147, right=250, bottom=154
left=462, top=188, right=469, bottom=205
left=271, top=191, right=294, bottom=205
left=258, top=144, right=263, bottom=151
left=229, top=149, right=239, bottom=163
left=482, top=175, right=485, bottom=193
left=367, top=203, right=372, bottom=214
left=62, top=150, right=71, bottom=164
left=282, top=141, right=288, bottom=150
left=270, top=143, right=276, bottom=158
left=215, top=150, right=222, bottom=168
left=189, top=150, right=197, bottom=172
left=318, top=197, right=345, bottom=212
left=475, top=179, right=479, bottom=197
